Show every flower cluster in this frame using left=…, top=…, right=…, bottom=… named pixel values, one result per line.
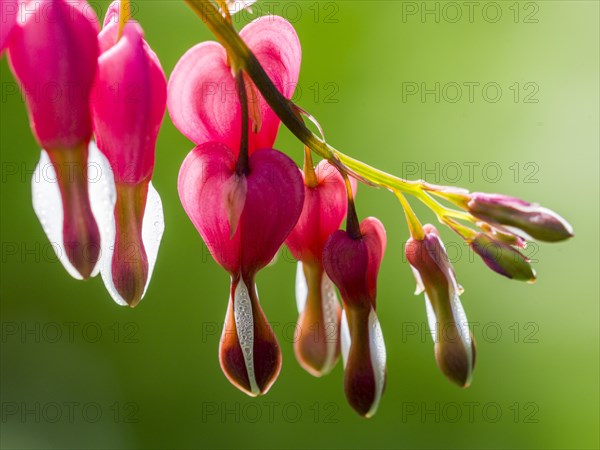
left=3, top=0, right=573, bottom=418
left=3, top=0, right=165, bottom=307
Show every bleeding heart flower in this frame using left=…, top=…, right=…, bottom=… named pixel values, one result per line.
left=323, top=217, right=387, bottom=418
left=7, top=0, right=109, bottom=280
left=91, top=1, right=167, bottom=307
left=285, top=161, right=352, bottom=377
left=405, top=224, right=476, bottom=388
left=167, top=15, right=301, bottom=156
left=178, top=142, right=304, bottom=396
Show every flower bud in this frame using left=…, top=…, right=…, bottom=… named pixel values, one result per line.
left=468, top=193, right=573, bottom=242
left=471, top=233, right=536, bottom=282
left=405, top=224, right=475, bottom=388
left=92, top=2, right=167, bottom=307
left=323, top=218, right=387, bottom=417
left=178, top=142, right=304, bottom=395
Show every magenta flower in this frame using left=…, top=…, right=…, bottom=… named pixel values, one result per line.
left=323, top=217, right=387, bottom=418
left=91, top=1, right=167, bottom=307
left=170, top=14, right=304, bottom=395
left=6, top=0, right=110, bottom=280
left=285, top=161, right=354, bottom=377
left=405, top=224, right=476, bottom=388
left=178, top=143, right=304, bottom=396
left=167, top=15, right=301, bottom=156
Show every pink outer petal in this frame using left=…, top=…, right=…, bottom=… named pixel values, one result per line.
left=178, top=142, right=241, bottom=274
left=7, top=0, right=99, bottom=150
left=167, top=15, right=301, bottom=154
left=92, top=15, right=167, bottom=183
left=360, top=218, right=387, bottom=305
left=167, top=42, right=241, bottom=152
left=178, top=143, right=304, bottom=276
left=239, top=148, right=304, bottom=275
left=286, top=161, right=347, bottom=263
left=240, top=15, right=301, bottom=151
left=1, top=0, right=19, bottom=53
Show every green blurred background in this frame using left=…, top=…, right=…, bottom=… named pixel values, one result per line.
left=1, top=1, right=598, bottom=449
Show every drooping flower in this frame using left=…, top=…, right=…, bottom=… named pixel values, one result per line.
left=285, top=161, right=354, bottom=377
left=167, top=14, right=301, bottom=156
left=178, top=142, right=304, bottom=396
left=170, top=14, right=303, bottom=395
left=467, top=193, right=573, bottom=242
left=91, top=1, right=167, bottom=307
left=7, top=0, right=110, bottom=280
left=323, top=217, right=387, bottom=418
left=405, top=224, right=476, bottom=388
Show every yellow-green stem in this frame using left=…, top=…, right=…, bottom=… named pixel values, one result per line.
left=395, top=192, right=424, bottom=240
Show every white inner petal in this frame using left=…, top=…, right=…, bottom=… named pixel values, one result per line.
left=140, top=181, right=165, bottom=297
left=424, top=295, right=438, bottom=343
left=340, top=309, right=350, bottom=369
left=366, top=307, right=386, bottom=418
left=295, top=261, right=307, bottom=314
left=320, top=273, right=340, bottom=374
left=31, top=143, right=116, bottom=280
left=88, top=142, right=117, bottom=278
left=449, top=292, right=474, bottom=383
left=234, top=279, right=260, bottom=396
left=100, top=179, right=164, bottom=307
left=32, top=150, right=80, bottom=279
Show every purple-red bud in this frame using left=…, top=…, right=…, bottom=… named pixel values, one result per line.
left=471, top=233, right=536, bottom=282
left=468, top=193, right=573, bottom=243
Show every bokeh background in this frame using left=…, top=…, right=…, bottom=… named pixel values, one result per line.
left=1, top=1, right=598, bottom=449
